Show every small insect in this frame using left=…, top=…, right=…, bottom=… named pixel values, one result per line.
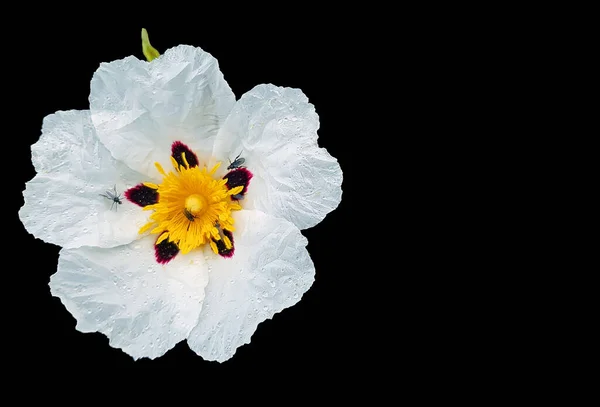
left=214, top=221, right=227, bottom=241
left=231, top=193, right=245, bottom=201
left=227, top=151, right=246, bottom=170
left=99, top=185, right=123, bottom=211
left=184, top=208, right=196, bottom=231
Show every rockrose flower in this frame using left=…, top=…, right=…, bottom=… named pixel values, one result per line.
left=19, top=30, right=342, bottom=362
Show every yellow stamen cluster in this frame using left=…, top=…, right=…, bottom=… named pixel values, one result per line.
left=139, top=153, right=243, bottom=255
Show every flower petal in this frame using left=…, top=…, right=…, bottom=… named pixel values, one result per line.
left=90, top=45, right=236, bottom=179
left=50, top=235, right=208, bottom=360
left=212, top=84, right=343, bottom=230
left=187, top=210, right=315, bottom=362
left=19, top=110, right=151, bottom=249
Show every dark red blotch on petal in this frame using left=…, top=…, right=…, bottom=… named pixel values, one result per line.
left=172, top=141, right=199, bottom=168
left=224, top=168, right=253, bottom=200
left=154, top=236, right=179, bottom=264
left=214, top=229, right=235, bottom=258
left=125, top=184, right=159, bottom=207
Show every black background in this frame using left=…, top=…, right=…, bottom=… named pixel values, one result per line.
left=9, top=17, right=370, bottom=371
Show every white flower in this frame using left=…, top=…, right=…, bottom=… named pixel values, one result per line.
left=19, top=43, right=342, bottom=362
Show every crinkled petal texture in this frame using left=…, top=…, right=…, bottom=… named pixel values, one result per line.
left=90, top=45, right=236, bottom=179
left=187, top=210, right=315, bottom=362
left=19, top=110, right=150, bottom=249
left=50, top=236, right=209, bottom=360
left=212, top=84, right=343, bottom=230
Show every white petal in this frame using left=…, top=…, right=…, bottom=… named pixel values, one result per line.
left=90, top=45, right=236, bottom=179
left=19, top=110, right=151, bottom=249
left=50, top=236, right=208, bottom=360
left=212, top=84, right=343, bottom=230
left=187, top=210, right=315, bottom=362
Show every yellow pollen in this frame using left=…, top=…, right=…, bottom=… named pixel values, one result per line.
left=138, top=159, right=242, bottom=255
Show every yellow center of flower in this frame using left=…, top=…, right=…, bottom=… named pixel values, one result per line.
left=138, top=154, right=243, bottom=255
left=185, top=194, right=205, bottom=215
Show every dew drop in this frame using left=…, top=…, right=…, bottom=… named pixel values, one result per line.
left=263, top=305, right=269, bottom=311
left=262, top=291, right=268, bottom=298
left=293, top=293, right=299, bottom=299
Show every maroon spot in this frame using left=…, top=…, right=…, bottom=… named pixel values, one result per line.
left=124, top=184, right=159, bottom=207
left=213, top=229, right=235, bottom=258
left=224, top=168, right=253, bottom=200
left=154, top=236, right=179, bottom=264
left=171, top=141, right=199, bottom=168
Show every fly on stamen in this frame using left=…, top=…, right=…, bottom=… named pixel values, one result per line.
left=214, top=221, right=226, bottom=241
left=99, top=185, right=123, bottom=211
left=184, top=208, right=196, bottom=231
